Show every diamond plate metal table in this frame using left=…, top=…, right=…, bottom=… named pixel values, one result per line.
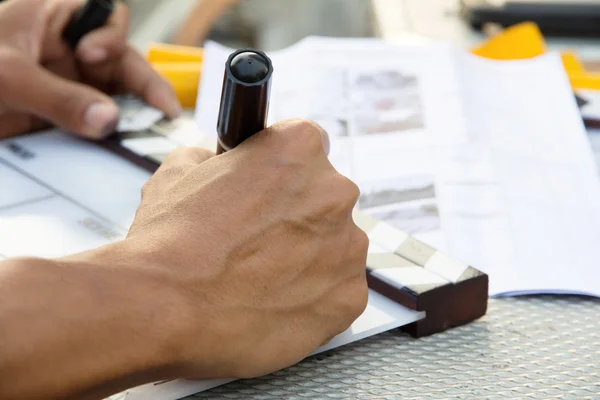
left=187, top=296, right=600, bottom=399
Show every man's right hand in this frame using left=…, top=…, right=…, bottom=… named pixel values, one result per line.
left=0, top=119, right=369, bottom=399
left=124, top=119, right=369, bottom=380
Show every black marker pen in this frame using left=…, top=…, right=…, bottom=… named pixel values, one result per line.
left=216, top=48, right=273, bottom=154
left=63, top=0, right=114, bottom=49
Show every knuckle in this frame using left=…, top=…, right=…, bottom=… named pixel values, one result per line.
left=316, top=175, right=360, bottom=221
left=344, top=177, right=361, bottom=204
left=334, top=280, right=369, bottom=333
left=332, top=174, right=361, bottom=210
left=353, top=228, right=370, bottom=260
left=350, top=280, right=369, bottom=319
left=281, top=119, right=325, bottom=153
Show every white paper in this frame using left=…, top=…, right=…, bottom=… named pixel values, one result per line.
left=0, top=130, right=423, bottom=400
left=195, top=37, right=600, bottom=299
left=437, top=52, right=600, bottom=297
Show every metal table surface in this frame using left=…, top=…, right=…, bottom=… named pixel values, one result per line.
left=187, top=296, right=600, bottom=399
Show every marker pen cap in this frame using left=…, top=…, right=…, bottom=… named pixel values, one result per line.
left=216, top=49, right=273, bottom=153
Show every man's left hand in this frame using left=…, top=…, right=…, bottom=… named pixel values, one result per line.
left=0, top=0, right=181, bottom=139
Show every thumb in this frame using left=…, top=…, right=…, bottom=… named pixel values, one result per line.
left=0, top=52, right=119, bottom=139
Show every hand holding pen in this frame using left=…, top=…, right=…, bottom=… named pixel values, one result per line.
left=0, top=0, right=180, bottom=140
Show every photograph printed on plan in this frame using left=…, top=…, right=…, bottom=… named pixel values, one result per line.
left=269, top=65, right=351, bottom=125
left=359, top=175, right=440, bottom=234
left=350, top=70, right=425, bottom=136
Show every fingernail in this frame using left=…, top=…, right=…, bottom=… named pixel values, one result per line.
left=82, top=47, right=107, bottom=63
left=84, top=103, right=119, bottom=138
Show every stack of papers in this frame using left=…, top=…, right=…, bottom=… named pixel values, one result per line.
left=197, top=37, right=600, bottom=298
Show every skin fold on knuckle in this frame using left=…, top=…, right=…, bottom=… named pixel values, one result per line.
left=322, top=273, right=369, bottom=337
left=323, top=174, right=361, bottom=219
left=340, top=278, right=369, bottom=323
left=341, top=175, right=361, bottom=209
left=353, top=228, right=370, bottom=260
left=351, top=280, right=369, bottom=320
left=333, top=296, right=365, bottom=336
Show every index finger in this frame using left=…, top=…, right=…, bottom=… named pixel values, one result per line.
left=157, top=147, right=215, bottom=172
left=76, top=0, right=129, bottom=63
left=117, top=46, right=182, bottom=119
left=246, top=119, right=331, bottom=156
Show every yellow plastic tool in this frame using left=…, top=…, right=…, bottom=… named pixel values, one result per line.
left=146, top=43, right=204, bottom=108
left=147, top=43, right=203, bottom=63
left=471, top=21, right=600, bottom=90
left=471, top=22, right=547, bottom=60
left=151, top=62, right=202, bottom=109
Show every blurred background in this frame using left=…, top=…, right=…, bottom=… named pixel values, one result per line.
left=125, top=0, right=376, bottom=52
left=124, top=0, right=600, bottom=60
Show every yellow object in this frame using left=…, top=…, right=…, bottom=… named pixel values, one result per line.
left=146, top=43, right=204, bottom=108
left=147, top=43, right=203, bottom=63
left=568, top=72, right=600, bottom=91
left=471, top=21, right=600, bottom=91
left=558, top=51, right=600, bottom=90
left=561, top=51, right=585, bottom=74
left=471, top=22, right=546, bottom=60
left=151, top=62, right=202, bottom=109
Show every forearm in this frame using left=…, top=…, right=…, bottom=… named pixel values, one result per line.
left=0, top=241, right=186, bottom=399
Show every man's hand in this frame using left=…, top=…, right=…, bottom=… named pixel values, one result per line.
left=0, top=0, right=181, bottom=139
left=127, top=120, right=368, bottom=379
left=0, top=120, right=368, bottom=399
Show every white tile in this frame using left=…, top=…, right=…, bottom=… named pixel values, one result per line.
left=372, top=266, right=448, bottom=287
left=368, top=241, right=388, bottom=254
left=367, top=222, right=409, bottom=251
left=425, top=251, right=469, bottom=283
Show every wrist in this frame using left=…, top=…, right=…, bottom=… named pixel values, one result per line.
left=57, top=239, right=194, bottom=392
